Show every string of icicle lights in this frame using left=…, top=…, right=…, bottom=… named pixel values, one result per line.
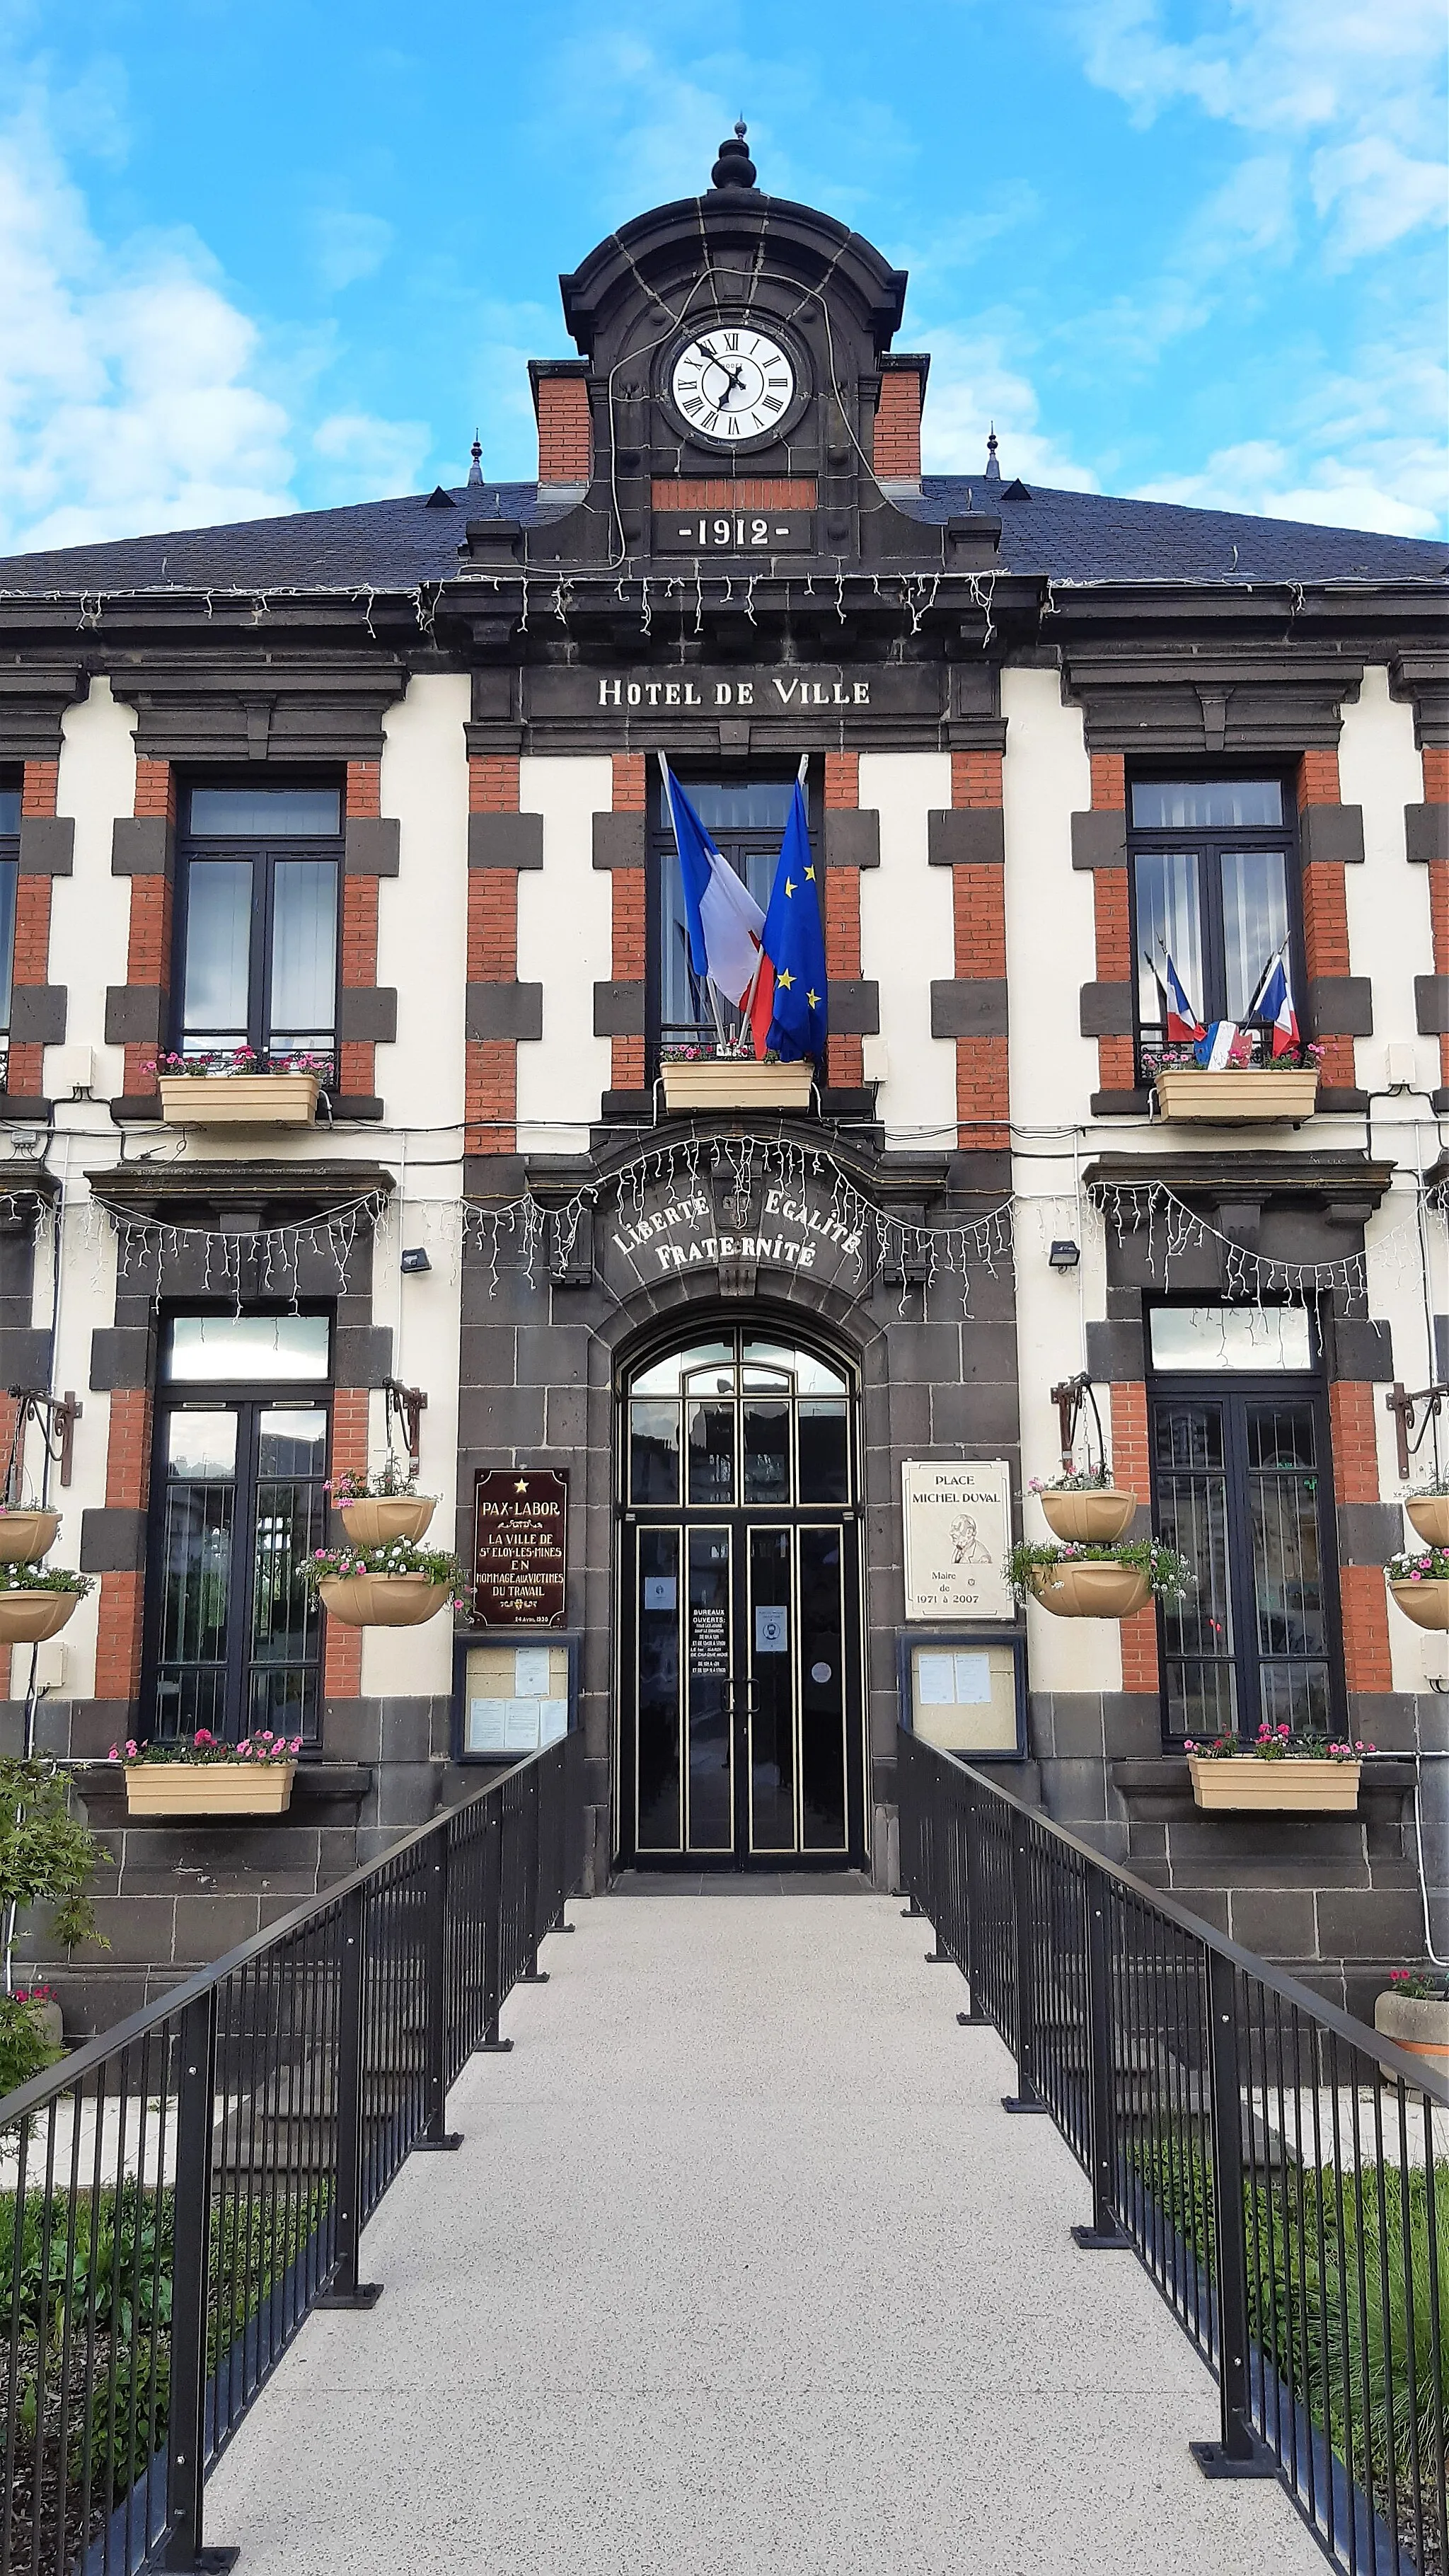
left=462, top=1134, right=1014, bottom=1304
left=88, top=1190, right=389, bottom=1306
left=1087, top=1176, right=1446, bottom=1313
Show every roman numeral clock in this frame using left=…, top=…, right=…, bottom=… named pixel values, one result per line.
left=664, top=322, right=810, bottom=450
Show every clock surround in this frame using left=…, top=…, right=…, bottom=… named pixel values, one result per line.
left=659, top=317, right=812, bottom=454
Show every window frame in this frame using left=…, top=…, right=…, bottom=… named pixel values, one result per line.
left=0, top=771, right=21, bottom=1084
left=171, top=776, right=343, bottom=1071
left=644, top=768, right=812, bottom=1076
left=1126, top=769, right=1307, bottom=1084
left=141, top=1303, right=335, bottom=1748
left=1145, top=1327, right=1347, bottom=1746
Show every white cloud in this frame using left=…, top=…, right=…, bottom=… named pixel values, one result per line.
left=311, top=410, right=432, bottom=499
left=916, top=321, right=1099, bottom=490
left=311, top=209, right=393, bottom=292
left=1310, top=138, right=1447, bottom=260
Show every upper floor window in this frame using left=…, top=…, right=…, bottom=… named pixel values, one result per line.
left=0, top=780, right=19, bottom=1086
left=1129, top=778, right=1300, bottom=1076
left=175, top=783, right=341, bottom=1072
left=649, top=776, right=804, bottom=1062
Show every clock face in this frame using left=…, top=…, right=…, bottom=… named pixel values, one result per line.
left=669, top=326, right=799, bottom=446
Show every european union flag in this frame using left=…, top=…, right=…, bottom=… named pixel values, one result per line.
left=761, top=781, right=827, bottom=1062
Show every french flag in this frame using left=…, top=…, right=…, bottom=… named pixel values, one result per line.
left=1161, top=952, right=1203, bottom=1043
left=1252, top=947, right=1300, bottom=1057
left=661, top=761, right=764, bottom=1015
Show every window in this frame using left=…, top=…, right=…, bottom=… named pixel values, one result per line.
left=146, top=1311, right=332, bottom=1744
left=1128, top=778, right=1302, bottom=1075
left=648, top=776, right=803, bottom=1062
left=0, top=781, right=18, bottom=1088
left=1148, top=1306, right=1343, bottom=1744
left=175, top=782, right=340, bottom=1071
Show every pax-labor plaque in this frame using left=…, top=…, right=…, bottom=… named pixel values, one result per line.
left=473, top=1469, right=568, bottom=1626
left=901, top=1460, right=1012, bottom=1623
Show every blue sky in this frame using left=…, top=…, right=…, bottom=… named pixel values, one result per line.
left=1, top=0, right=1443, bottom=556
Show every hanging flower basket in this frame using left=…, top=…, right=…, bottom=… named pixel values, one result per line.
left=1010, top=1537, right=1191, bottom=1623
left=1033, top=1482, right=1138, bottom=1543
left=113, top=1729, right=300, bottom=1815
left=304, top=1539, right=469, bottom=1631
left=1387, top=1547, right=1449, bottom=1633
left=1405, top=1494, right=1449, bottom=1549
left=328, top=1468, right=437, bottom=1549
left=0, top=1568, right=90, bottom=1645
left=1186, top=1725, right=1368, bottom=1811
left=659, top=1057, right=814, bottom=1113
left=0, top=1507, right=60, bottom=1565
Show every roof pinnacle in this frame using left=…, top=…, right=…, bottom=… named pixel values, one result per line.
left=985, top=425, right=1001, bottom=483
left=710, top=118, right=757, bottom=192
left=467, top=432, right=484, bottom=488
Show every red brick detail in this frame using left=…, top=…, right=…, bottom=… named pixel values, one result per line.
left=1297, top=749, right=1341, bottom=808
left=651, top=479, right=816, bottom=509
left=874, top=372, right=921, bottom=480
left=1091, top=754, right=1126, bottom=812
left=822, top=757, right=862, bottom=1089
left=338, top=765, right=381, bottom=1095
left=1329, top=1381, right=1380, bottom=1506
left=466, top=756, right=521, bottom=1152
left=537, top=378, right=591, bottom=484
left=469, top=757, right=521, bottom=812
left=1110, top=1384, right=1159, bottom=1692
left=323, top=1390, right=370, bottom=1696
left=1424, top=745, right=1449, bottom=804
left=95, top=1389, right=154, bottom=1704
left=122, top=763, right=175, bottom=1098
left=345, top=759, right=381, bottom=818
left=610, top=756, right=648, bottom=1084
left=21, top=761, right=58, bottom=819
left=950, top=752, right=1003, bottom=809
left=945, top=758, right=1009, bottom=1146
left=1091, top=864, right=1134, bottom=1091
left=1339, top=1564, right=1394, bottom=1696
left=1295, top=751, right=1356, bottom=1086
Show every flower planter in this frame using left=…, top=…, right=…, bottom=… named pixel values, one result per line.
left=1374, top=1990, right=1449, bottom=2076
left=122, top=1763, right=297, bottom=1817
left=318, top=1574, right=451, bottom=1629
left=659, top=1059, right=815, bottom=1114
left=0, top=1510, right=59, bottom=1565
left=1406, top=1496, right=1449, bottom=1548
left=1389, top=1577, right=1449, bottom=1633
left=337, top=1496, right=437, bottom=1548
left=0, top=1590, right=81, bottom=1645
left=1028, top=1561, right=1153, bottom=1619
left=1188, top=1754, right=1361, bottom=1812
left=1039, top=1490, right=1138, bottom=1544
left=1153, top=1068, right=1320, bottom=1125
left=157, top=1073, right=320, bottom=1129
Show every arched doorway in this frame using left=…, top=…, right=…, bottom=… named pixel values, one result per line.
left=616, top=1323, right=865, bottom=1870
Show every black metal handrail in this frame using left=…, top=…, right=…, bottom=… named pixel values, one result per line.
left=0, top=1731, right=584, bottom=2576
left=899, top=1728, right=1448, bottom=2575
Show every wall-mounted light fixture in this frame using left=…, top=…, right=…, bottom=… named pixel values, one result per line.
left=1048, top=1239, right=1081, bottom=1272
left=400, top=1247, right=432, bottom=1275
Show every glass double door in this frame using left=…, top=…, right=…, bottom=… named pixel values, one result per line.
left=630, top=1514, right=861, bottom=1864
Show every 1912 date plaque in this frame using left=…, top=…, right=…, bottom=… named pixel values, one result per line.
left=473, top=1470, right=568, bottom=1626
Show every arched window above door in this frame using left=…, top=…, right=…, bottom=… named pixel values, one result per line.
left=624, top=1330, right=854, bottom=1510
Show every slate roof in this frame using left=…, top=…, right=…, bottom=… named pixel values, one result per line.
left=0, top=477, right=1442, bottom=597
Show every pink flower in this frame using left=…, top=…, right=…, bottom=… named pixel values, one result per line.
left=289, top=1737, right=301, bottom=1754
left=125, top=1740, right=139, bottom=1757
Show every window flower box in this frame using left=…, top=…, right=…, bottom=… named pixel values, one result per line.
left=1152, top=1067, right=1320, bottom=1124
left=0, top=1568, right=89, bottom=1645
left=0, top=1508, right=59, bottom=1565
left=1033, top=1482, right=1138, bottom=1543
left=112, top=1726, right=300, bottom=1816
left=1188, top=1754, right=1361, bottom=1812
left=304, top=1538, right=469, bottom=1631
left=1387, top=1546, right=1449, bottom=1633
left=156, top=1072, right=321, bottom=1129
left=1010, top=1537, right=1191, bottom=1623
left=659, top=1058, right=815, bottom=1114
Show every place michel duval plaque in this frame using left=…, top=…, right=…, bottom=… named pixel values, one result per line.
left=473, top=1470, right=569, bottom=1628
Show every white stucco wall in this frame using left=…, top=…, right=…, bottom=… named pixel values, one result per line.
left=1339, top=666, right=1436, bottom=1102
left=856, top=752, right=955, bottom=1146
left=516, top=754, right=613, bottom=1151
left=49, top=679, right=137, bottom=1108
left=1002, top=667, right=1096, bottom=1132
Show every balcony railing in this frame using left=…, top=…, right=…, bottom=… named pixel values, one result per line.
left=0, top=1733, right=583, bottom=2575
left=898, top=1727, right=1448, bottom=2575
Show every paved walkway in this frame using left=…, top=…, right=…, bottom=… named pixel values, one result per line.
left=206, top=1882, right=1326, bottom=2575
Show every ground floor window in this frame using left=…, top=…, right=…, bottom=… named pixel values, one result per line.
left=1148, top=1306, right=1341, bottom=1742
left=145, top=1310, right=331, bottom=1743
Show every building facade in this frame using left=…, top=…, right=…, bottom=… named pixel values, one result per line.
left=0, top=130, right=1446, bottom=2028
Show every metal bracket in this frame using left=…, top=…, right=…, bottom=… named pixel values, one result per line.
left=5, top=1385, right=82, bottom=1498
left=1385, top=1381, right=1448, bottom=1484
left=1048, top=1372, right=1106, bottom=1476
left=382, top=1379, right=427, bottom=1476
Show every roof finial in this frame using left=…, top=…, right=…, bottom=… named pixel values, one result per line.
left=467, top=430, right=484, bottom=488
left=985, top=425, right=1001, bottom=483
left=710, top=117, right=757, bottom=191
